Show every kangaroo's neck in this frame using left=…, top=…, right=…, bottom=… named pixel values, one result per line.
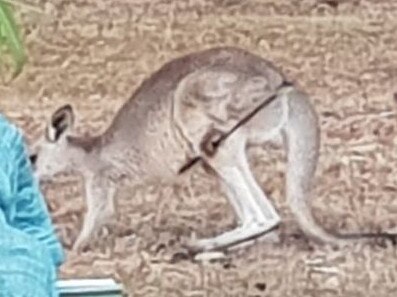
left=67, top=134, right=103, bottom=153
left=64, top=134, right=108, bottom=178
left=72, top=129, right=148, bottom=183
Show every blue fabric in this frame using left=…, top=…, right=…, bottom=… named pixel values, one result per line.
left=0, top=114, right=64, bottom=297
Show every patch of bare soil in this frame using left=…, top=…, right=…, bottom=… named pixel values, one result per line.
left=2, top=0, right=397, bottom=296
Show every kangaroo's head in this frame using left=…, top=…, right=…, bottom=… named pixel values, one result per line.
left=29, top=104, right=86, bottom=179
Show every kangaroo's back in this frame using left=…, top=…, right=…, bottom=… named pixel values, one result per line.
left=105, top=47, right=286, bottom=137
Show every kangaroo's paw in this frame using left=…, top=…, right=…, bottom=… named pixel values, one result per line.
left=185, top=222, right=278, bottom=253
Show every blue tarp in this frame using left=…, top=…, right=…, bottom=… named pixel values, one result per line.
left=0, top=114, right=64, bottom=296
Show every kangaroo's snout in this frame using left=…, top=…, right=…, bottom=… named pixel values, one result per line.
left=29, top=153, right=37, bottom=169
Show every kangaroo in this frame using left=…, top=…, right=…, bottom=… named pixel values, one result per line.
left=29, top=47, right=395, bottom=252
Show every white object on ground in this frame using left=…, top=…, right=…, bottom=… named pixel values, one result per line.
left=56, top=278, right=123, bottom=294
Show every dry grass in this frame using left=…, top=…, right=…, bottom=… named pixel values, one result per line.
left=1, top=0, right=397, bottom=296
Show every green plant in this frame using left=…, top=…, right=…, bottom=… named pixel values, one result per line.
left=0, top=0, right=26, bottom=78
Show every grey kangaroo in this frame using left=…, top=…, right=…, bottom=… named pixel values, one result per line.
left=29, top=47, right=395, bottom=252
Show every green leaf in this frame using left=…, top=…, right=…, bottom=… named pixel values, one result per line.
left=0, top=0, right=26, bottom=78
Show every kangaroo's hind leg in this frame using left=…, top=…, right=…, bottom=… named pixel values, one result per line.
left=187, top=130, right=281, bottom=252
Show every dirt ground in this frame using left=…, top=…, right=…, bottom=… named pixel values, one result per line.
left=2, top=0, right=397, bottom=296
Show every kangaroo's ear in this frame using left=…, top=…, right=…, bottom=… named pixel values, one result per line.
left=46, top=104, right=75, bottom=142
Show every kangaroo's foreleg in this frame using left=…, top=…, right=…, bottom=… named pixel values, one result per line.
left=187, top=131, right=280, bottom=252
left=73, top=175, right=116, bottom=251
